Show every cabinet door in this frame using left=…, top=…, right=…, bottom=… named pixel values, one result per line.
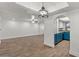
left=63, top=32, right=70, bottom=41
left=54, top=33, right=63, bottom=45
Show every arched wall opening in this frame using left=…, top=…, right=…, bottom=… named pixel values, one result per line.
left=54, top=15, right=70, bottom=45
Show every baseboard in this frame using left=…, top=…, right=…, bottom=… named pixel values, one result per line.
left=69, top=50, right=79, bottom=57
left=44, top=43, right=54, bottom=48
left=0, top=34, right=43, bottom=40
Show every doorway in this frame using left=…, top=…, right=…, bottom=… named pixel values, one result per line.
left=54, top=15, right=70, bottom=45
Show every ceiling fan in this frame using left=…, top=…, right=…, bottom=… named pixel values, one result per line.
left=25, top=2, right=49, bottom=23
left=38, top=2, right=49, bottom=18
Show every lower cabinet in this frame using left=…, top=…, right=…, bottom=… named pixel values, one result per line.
left=63, top=32, right=70, bottom=41
left=54, top=32, right=70, bottom=45
left=54, top=33, right=63, bottom=45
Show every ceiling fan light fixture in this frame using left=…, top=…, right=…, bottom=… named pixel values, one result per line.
left=31, top=15, right=39, bottom=24
left=38, top=2, right=48, bottom=18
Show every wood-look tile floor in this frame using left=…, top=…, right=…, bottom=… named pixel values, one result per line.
left=0, top=35, right=70, bottom=57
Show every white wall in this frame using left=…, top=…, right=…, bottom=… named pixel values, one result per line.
left=0, top=19, right=44, bottom=40
left=44, top=16, right=57, bottom=47
left=44, top=9, right=79, bottom=56
left=68, top=9, right=79, bottom=56
left=0, top=2, right=45, bottom=40
left=60, top=9, right=79, bottom=56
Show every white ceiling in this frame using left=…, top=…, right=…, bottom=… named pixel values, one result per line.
left=0, top=2, right=79, bottom=23
left=0, top=2, right=39, bottom=21
left=16, top=2, right=69, bottom=13
left=49, top=2, right=79, bottom=16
